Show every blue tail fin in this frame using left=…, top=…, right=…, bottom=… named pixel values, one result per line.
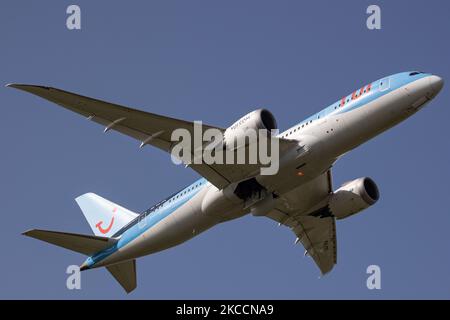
left=75, top=193, right=138, bottom=237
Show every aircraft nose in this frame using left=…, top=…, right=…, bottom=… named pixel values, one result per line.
left=428, top=75, right=444, bottom=96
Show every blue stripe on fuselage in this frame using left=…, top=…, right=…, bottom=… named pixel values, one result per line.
left=86, top=71, right=430, bottom=267
left=280, top=71, right=430, bottom=136
left=86, top=178, right=208, bottom=267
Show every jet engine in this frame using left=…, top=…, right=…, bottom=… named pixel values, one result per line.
left=329, top=177, right=380, bottom=220
left=223, top=109, right=277, bottom=150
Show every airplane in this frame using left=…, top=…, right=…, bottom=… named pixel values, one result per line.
left=7, top=71, right=444, bottom=293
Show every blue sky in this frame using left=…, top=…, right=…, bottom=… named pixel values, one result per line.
left=1, top=0, right=449, bottom=299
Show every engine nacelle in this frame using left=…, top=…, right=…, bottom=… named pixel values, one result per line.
left=329, top=177, right=380, bottom=220
left=223, top=109, right=277, bottom=150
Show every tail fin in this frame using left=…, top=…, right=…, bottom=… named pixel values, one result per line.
left=107, top=260, right=137, bottom=293
left=75, top=193, right=138, bottom=237
left=22, top=229, right=115, bottom=255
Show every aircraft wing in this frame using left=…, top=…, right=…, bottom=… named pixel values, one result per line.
left=264, top=170, right=337, bottom=274
left=8, top=84, right=292, bottom=189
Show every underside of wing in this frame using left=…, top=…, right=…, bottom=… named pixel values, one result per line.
left=263, top=169, right=337, bottom=274
left=8, top=84, right=297, bottom=190
left=7, top=84, right=199, bottom=150
left=271, top=212, right=337, bottom=274
left=7, top=84, right=232, bottom=188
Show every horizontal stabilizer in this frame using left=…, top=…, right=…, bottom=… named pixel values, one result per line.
left=106, top=260, right=137, bottom=293
left=23, top=229, right=116, bottom=255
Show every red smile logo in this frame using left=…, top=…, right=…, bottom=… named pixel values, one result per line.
left=95, top=208, right=116, bottom=234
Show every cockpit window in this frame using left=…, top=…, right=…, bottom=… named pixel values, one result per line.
left=409, top=72, right=422, bottom=76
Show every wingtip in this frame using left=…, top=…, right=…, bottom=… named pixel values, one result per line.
left=5, top=83, right=29, bottom=90
left=5, top=83, right=52, bottom=91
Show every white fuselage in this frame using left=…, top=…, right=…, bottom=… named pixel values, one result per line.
left=93, top=73, right=443, bottom=268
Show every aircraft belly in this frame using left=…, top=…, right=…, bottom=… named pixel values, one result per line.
left=98, top=192, right=222, bottom=266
